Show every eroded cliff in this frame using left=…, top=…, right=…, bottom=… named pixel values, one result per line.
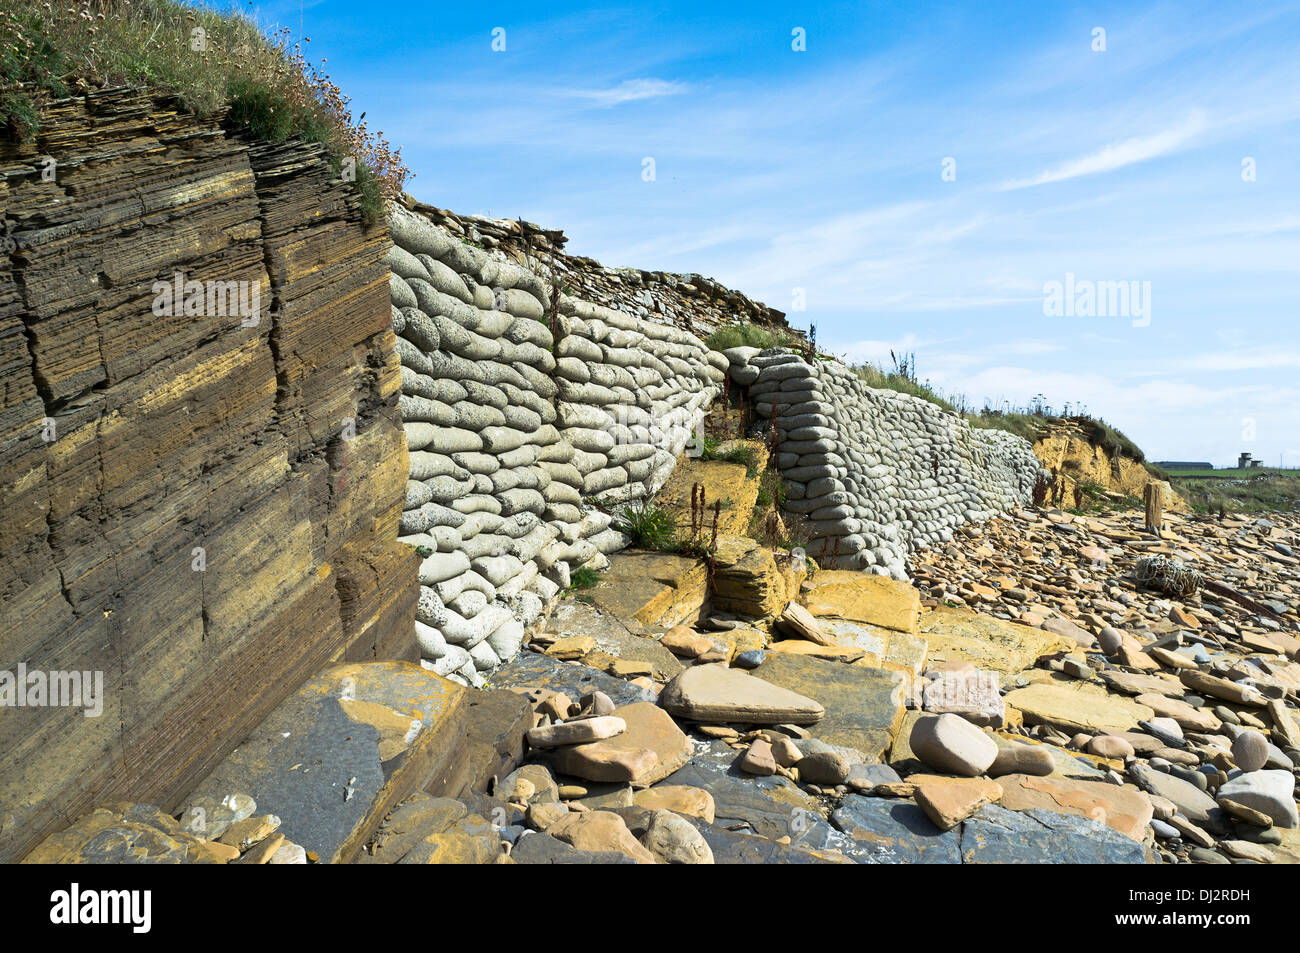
left=0, top=87, right=414, bottom=861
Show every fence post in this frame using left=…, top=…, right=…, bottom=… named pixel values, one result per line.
left=1144, top=483, right=1164, bottom=536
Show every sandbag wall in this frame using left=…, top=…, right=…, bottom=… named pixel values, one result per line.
left=386, top=203, right=726, bottom=685
left=729, top=349, right=1045, bottom=579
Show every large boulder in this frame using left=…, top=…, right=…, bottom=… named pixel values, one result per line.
left=909, top=714, right=998, bottom=777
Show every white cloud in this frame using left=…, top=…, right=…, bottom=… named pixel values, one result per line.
left=835, top=333, right=939, bottom=366
left=1004, top=339, right=1063, bottom=356
left=1174, top=348, right=1300, bottom=373
left=561, top=78, right=688, bottom=107
left=998, top=111, right=1209, bottom=190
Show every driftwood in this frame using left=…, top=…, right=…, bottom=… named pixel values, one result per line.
left=1202, top=579, right=1284, bottom=622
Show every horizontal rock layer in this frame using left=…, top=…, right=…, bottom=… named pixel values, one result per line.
left=0, top=88, right=415, bottom=862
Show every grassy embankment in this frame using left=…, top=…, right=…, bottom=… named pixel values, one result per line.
left=1165, top=469, right=1300, bottom=515
left=0, top=0, right=408, bottom=224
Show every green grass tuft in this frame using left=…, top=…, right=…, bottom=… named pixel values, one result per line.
left=704, top=322, right=800, bottom=352
left=569, top=566, right=603, bottom=590
left=615, top=500, right=678, bottom=552
left=700, top=441, right=761, bottom=477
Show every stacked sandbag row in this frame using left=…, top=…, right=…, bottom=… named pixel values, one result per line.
left=554, top=295, right=728, bottom=545
left=386, top=203, right=723, bottom=685
left=728, top=347, right=1045, bottom=579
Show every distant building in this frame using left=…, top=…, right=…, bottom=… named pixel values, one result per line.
left=1237, top=452, right=1266, bottom=470
left=1153, top=461, right=1213, bottom=471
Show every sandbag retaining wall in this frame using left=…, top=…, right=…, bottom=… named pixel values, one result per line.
left=728, top=348, right=1045, bottom=579
left=385, top=203, right=725, bottom=685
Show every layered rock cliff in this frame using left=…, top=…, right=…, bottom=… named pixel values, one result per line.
left=0, top=87, right=414, bottom=862
left=1032, top=419, right=1186, bottom=512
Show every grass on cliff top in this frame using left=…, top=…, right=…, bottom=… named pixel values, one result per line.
left=0, top=0, right=408, bottom=224
left=705, top=322, right=802, bottom=352
left=851, top=361, right=961, bottom=415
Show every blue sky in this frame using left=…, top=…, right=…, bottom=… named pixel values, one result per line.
left=224, top=0, right=1299, bottom=467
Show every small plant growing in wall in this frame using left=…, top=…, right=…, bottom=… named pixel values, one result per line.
left=1031, top=473, right=1051, bottom=508
left=615, top=499, right=676, bottom=552
left=565, top=566, right=604, bottom=602
left=569, top=566, right=604, bottom=590
left=679, top=483, right=722, bottom=585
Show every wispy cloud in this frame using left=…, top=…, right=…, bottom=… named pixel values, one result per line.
left=998, top=111, right=1209, bottom=190
left=1004, top=339, right=1064, bottom=356
left=1174, top=348, right=1300, bottom=372
left=561, top=78, right=688, bottom=107
left=836, top=333, right=943, bottom=365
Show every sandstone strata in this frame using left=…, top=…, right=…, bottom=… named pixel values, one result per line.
left=0, top=88, right=414, bottom=863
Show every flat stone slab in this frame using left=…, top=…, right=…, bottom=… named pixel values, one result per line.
left=661, top=739, right=819, bottom=840
left=491, top=650, right=656, bottom=708
left=22, top=802, right=231, bottom=864
left=1004, top=679, right=1155, bottom=735
left=918, top=607, right=1071, bottom=674
left=959, top=805, right=1150, bottom=863
left=547, top=702, right=692, bottom=785
left=885, top=630, right=929, bottom=679
left=447, top=688, right=533, bottom=794
left=691, top=818, right=853, bottom=864
left=590, top=551, right=708, bottom=628
left=545, top=602, right=683, bottom=681
left=1129, top=763, right=1224, bottom=831
left=659, top=663, right=825, bottom=725
left=995, top=774, right=1153, bottom=841
left=1098, top=670, right=1187, bottom=697
left=830, top=797, right=1150, bottom=864
left=831, top=797, right=963, bottom=864
left=752, top=653, right=905, bottom=760
left=356, top=792, right=467, bottom=864
left=186, top=662, right=467, bottom=865
left=820, top=618, right=890, bottom=658
left=509, top=831, right=637, bottom=864
left=802, top=571, right=920, bottom=634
